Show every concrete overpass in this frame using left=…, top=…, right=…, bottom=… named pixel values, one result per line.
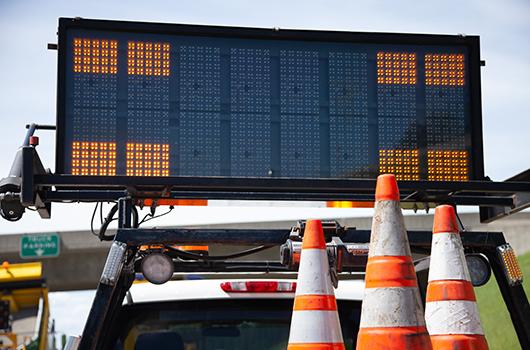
left=1, top=212, right=530, bottom=291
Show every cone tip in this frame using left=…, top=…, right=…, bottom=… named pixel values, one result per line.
left=302, top=220, right=327, bottom=249
left=375, top=174, right=400, bottom=202
left=433, top=205, right=459, bottom=234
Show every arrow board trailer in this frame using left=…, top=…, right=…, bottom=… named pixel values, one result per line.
left=55, top=17, right=484, bottom=188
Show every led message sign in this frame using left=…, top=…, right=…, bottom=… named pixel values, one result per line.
left=57, top=18, right=484, bottom=182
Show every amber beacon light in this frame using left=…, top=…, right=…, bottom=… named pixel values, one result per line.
left=496, top=244, right=523, bottom=287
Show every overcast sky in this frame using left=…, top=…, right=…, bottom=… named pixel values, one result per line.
left=0, top=0, right=529, bottom=234
left=1, top=0, right=530, bottom=339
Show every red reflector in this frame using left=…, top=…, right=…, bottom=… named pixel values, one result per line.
left=220, top=281, right=297, bottom=293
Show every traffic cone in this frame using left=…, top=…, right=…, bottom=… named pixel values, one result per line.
left=425, top=205, right=489, bottom=349
left=357, top=174, right=432, bottom=350
left=287, top=219, right=345, bottom=350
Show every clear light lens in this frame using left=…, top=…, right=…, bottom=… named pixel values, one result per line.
left=465, top=254, right=491, bottom=287
left=496, top=244, right=523, bottom=287
left=346, top=243, right=370, bottom=255
left=100, top=241, right=127, bottom=286
left=277, top=281, right=297, bottom=292
left=141, top=253, right=174, bottom=285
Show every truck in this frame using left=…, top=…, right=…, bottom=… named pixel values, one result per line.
left=0, top=262, right=55, bottom=350
left=1, top=17, right=530, bottom=350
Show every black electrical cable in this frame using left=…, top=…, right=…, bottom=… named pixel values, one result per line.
left=164, top=245, right=273, bottom=261
left=90, top=202, right=100, bottom=237
left=138, top=205, right=174, bottom=226
left=100, top=201, right=104, bottom=226
left=98, top=204, right=118, bottom=241
left=98, top=203, right=139, bottom=241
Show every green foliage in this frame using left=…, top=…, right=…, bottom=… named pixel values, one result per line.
left=475, top=250, right=530, bottom=350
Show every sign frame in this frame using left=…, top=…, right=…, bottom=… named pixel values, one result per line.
left=55, top=17, right=485, bottom=190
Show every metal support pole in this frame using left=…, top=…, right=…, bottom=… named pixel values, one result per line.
left=118, top=196, right=132, bottom=229
left=21, top=146, right=34, bottom=206
left=78, top=196, right=134, bottom=350
left=78, top=282, right=118, bottom=350
left=78, top=243, right=134, bottom=350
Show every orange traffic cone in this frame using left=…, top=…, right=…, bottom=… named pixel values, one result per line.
left=357, top=174, right=432, bottom=350
left=287, top=219, right=345, bottom=350
left=425, top=205, right=489, bottom=349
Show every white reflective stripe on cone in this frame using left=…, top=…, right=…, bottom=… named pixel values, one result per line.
left=425, top=300, right=485, bottom=335
left=428, top=232, right=471, bottom=282
left=370, top=200, right=412, bottom=257
left=296, top=248, right=334, bottom=296
left=288, top=310, right=343, bottom=343
left=360, top=287, right=426, bottom=328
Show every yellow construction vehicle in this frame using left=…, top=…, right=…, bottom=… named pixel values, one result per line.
left=0, top=262, right=54, bottom=350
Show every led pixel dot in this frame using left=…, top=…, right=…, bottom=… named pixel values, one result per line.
left=73, top=38, right=117, bottom=74
left=126, top=143, right=169, bottom=176
left=425, top=54, right=465, bottom=86
left=379, top=149, right=419, bottom=181
left=377, top=52, right=417, bottom=85
left=427, top=150, right=468, bottom=181
left=72, top=142, right=116, bottom=176
left=128, top=41, right=170, bottom=76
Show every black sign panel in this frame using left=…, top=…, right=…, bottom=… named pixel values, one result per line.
left=56, top=18, right=484, bottom=183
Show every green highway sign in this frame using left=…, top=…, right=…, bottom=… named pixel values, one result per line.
left=20, top=233, right=60, bottom=259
